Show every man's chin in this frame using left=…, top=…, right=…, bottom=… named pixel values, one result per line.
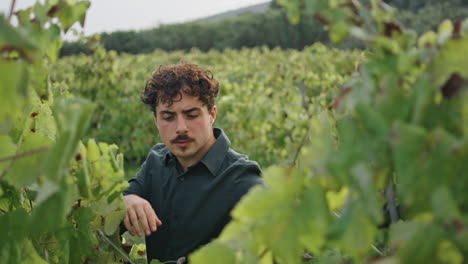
left=171, top=147, right=194, bottom=158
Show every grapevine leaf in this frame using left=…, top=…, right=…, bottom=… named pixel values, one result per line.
left=6, top=131, right=52, bottom=188
left=74, top=142, right=91, bottom=198
left=0, top=61, right=28, bottom=122
left=431, top=37, right=468, bottom=88
left=56, top=1, right=91, bottom=32
left=69, top=207, right=98, bottom=263
left=44, top=97, right=95, bottom=182
left=432, top=186, right=462, bottom=222
left=190, top=241, right=236, bottom=264
left=21, top=239, right=48, bottom=264
left=0, top=16, right=37, bottom=52
left=122, top=231, right=145, bottom=246
left=297, top=184, right=330, bottom=253
left=351, top=163, right=382, bottom=223
left=396, top=223, right=444, bottom=263
left=437, top=240, right=463, bottom=264
left=304, top=0, right=328, bottom=15
left=104, top=209, right=126, bottom=235
left=33, top=179, right=59, bottom=204
left=29, top=188, right=69, bottom=234
left=0, top=135, right=16, bottom=172
left=129, top=243, right=147, bottom=260
left=328, top=204, right=377, bottom=261
left=390, top=121, right=427, bottom=208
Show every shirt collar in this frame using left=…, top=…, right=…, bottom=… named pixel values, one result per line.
left=163, top=128, right=230, bottom=176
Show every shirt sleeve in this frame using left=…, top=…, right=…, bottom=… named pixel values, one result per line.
left=122, top=160, right=148, bottom=199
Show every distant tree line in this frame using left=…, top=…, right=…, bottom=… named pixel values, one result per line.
left=59, top=0, right=468, bottom=56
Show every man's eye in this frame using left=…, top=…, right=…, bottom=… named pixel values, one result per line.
left=162, top=116, right=174, bottom=121
left=187, top=114, right=198, bottom=119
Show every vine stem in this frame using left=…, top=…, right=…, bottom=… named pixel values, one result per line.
left=8, top=0, right=16, bottom=23
left=290, top=80, right=312, bottom=166
left=96, top=229, right=135, bottom=264
left=385, top=179, right=399, bottom=224
left=258, top=248, right=270, bottom=261
left=0, top=146, right=49, bottom=163
left=290, top=126, right=311, bottom=166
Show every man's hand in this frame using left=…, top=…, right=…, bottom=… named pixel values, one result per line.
left=123, top=194, right=162, bottom=237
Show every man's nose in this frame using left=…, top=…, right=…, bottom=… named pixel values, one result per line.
left=176, top=117, right=188, bottom=134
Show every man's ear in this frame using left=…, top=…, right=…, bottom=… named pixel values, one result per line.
left=210, top=105, right=217, bottom=125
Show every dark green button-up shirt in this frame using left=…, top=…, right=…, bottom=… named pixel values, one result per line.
left=123, top=128, right=263, bottom=262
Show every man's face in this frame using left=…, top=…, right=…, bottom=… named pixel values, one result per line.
left=155, top=91, right=216, bottom=169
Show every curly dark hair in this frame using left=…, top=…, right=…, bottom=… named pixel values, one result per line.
left=142, top=63, right=219, bottom=114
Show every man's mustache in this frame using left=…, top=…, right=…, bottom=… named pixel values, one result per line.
left=171, top=134, right=194, bottom=143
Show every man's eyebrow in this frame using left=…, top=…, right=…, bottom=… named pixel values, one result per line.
left=158, top=110, right=175, bottom=115
left=182, top=107, right=200, bottom=114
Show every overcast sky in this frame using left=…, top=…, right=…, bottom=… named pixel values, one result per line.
left=1, top=0, right=270, bottom=36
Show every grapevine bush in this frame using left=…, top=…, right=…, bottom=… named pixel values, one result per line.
left=189, top=1, right=468, bottom=264
left=0, top=1, right=129, bottom=263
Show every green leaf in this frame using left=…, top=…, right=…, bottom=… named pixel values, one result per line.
left=437, top=240, right=463, bottom=264
left=29, top=188, right=69, bottom=234
left=44, top=97, right=95, bottom=182
left=329, top=204, right=377, bottom=261
left=6, top=130, right=52, bottom=188
left=129, top=243, right=146, bottom=260
left=297, top=184, right=330, bottom=253
left=56, top=1, right=91, bottom=32
left=431, top=37, right=468, bottom=88
left=33, top=180, right=59, bottom=204
left=0, top=61, right=29, bottom=122
left=43, top=24, right=62, bottom=62
left=190, top=241, right=236, bottom=264
left=76, top=142, right=91, bottom=198
left=437, top=20, right=454, bottom=45
left=104, top=209, right=125, bottom=235
left=122, top=231, right=145, bottom=246
left=0, top=16, right=37, bottom=52
left=304, top=0, right=328, bottom=15
left=396, top=223, right=444, bottom=263
left=330, top=20, right=350, bottom=44
left=15, top=8, right=33, bottom=26
left=0, top=135, right=17, bottom=172
left=390, top=121, right=427, bottom=208
left=351, top=163, right=382, bottom=223
left=21, top=239, right=48, bottom=264
left=432, top=186, right=461, bottom=222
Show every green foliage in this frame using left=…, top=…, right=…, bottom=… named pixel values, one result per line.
left=0, top=1, right=128, bottom=263
left=51, top=44, right=363, bottom=168
left=188, top=1, right=468, bottom=264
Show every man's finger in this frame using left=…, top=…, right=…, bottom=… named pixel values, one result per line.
left=136, top=206, right=151, bottom=236
left=143, top=205, right=160, bottom=232
left=128, top=208, right=142, bottom=237
left=124, top=214, right=136, bottom=236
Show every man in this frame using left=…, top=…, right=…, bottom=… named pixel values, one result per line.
left=122, top=63, right=263, bottom=263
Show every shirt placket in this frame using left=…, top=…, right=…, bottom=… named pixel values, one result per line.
left=166, top=169, right=188, bottom=260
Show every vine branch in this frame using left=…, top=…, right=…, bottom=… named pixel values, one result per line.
left=96, top=229, right=134, bottom=264
left=290, top=126, right=311, bottom=167
left=0, top=146, right=49, bottom=163
left=258, top=248, right=270, bottom=261
left=8, top=0, right=16, bottom=23
left=385, top=179, right=399, bottom=224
